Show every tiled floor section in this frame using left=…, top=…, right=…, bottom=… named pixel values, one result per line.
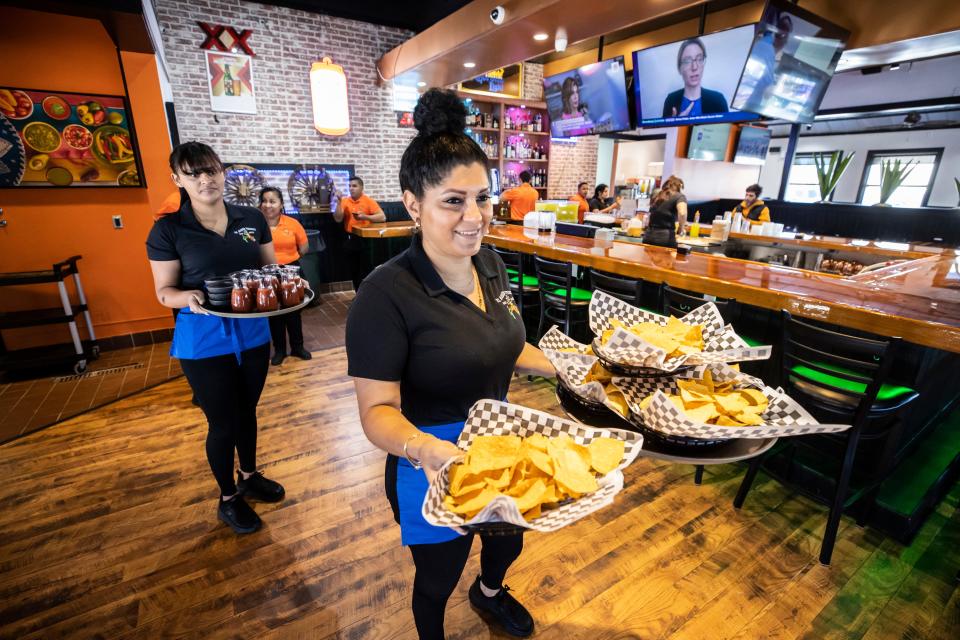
left=0, top=291, right=354, bottom=443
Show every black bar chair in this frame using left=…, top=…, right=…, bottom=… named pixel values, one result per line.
left=661, top=283, right=738, bottom=325
left=533, top=256, right=591, bottom=341
left=589, top=270, right=653, bottom=311
left=733, top=311, right=919, bottom=565
left=490, top=245, right=539, bottom=334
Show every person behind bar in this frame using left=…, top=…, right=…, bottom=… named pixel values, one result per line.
left=733, top=183, right=771, bottom=226
left=500, top=170, right=539, bottom=221
left=662, top=37, right=729, bottom=119
left=346, top=88, right=555, bottom=640
left=568, top=181, right=590, bottom=223
left=146, top=142, right=285, bottom=535
left=643, top=174, right=688, bottom=248
left=588, top=184, right=621, bottom=213
left=258, top=186, right=312, bottom=365
left=335, top=176, right=385, bottom=289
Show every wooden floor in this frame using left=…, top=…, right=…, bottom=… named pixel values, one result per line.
left=0, top=347, right=958, bottom=639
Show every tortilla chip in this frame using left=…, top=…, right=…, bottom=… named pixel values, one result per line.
left=588, top=437, right=625, bottom=474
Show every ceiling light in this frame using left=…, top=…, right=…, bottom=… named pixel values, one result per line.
left=417, top=81, right=426, bottom=87
left=463, top=62, right=476, bottom=69
left=533, top=33, right=549, bottom=41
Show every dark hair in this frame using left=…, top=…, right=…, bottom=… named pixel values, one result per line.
left=561, top=77, right=580, bottom=114
left=677, top=38, right=706, bottom=70
left=519, top=171, right=532, bottom=183
left=577, top=181, right=589, bottom=190
left=593, top=184, right=608, bottom=200
left=746, top=183, right=762, bottom=196
left=168, top=141, right=223, bottom=175
left=399, top=89, right=489, bottom=198
left=350, top=176, right=364, bottom=187
left=258, top=186, right=285, bottom=214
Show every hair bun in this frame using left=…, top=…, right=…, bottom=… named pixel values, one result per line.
left=413, top=89, right=467, bottom=137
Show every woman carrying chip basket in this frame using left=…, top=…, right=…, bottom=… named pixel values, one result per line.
left=346, top=88, right=556, bottom=640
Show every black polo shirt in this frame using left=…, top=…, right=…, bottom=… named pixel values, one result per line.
left=346, top=234, right=527, bottom=427
left=146, top=200, right=272, bottom=290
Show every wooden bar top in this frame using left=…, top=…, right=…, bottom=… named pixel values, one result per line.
left=350, top=221, right=416, bottom=238
left=725, top=230, right=951, bottom=260
left=483, top=225, right=960, bottom=354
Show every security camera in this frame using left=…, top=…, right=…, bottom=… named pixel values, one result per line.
left=490, top=6, right=506, bottom=25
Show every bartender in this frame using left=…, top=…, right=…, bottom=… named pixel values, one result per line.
left=568, top=182, right=590, bottom=223
left=500, top=171, right=539, bottom=221
left=734, top=184, right=771, bottom=226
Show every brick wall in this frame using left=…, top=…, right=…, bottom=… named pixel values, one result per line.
left=548, top=137, right=599, bottom=200
left=153, top=0, right=415, bottom=201
left=522, top=62, right=543, bottom=101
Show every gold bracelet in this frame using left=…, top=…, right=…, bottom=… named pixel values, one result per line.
left=403, top=433, right=424, bottom=470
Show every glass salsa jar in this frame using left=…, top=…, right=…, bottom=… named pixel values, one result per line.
left=256, top=276, right=278, bottom=311
left=280, top=273, right=299, bottom=308
left=231, top=277, right=253, bottom=312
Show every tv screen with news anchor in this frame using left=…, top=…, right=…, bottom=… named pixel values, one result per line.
left=543, top=56, right=632, bottom=138
left=631, top=24, right=759, bottom=128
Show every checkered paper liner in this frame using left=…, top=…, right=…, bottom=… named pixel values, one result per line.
left=538, top=327, right=627, bottom=417
left=588, top=290, right=772, bottom=371
left=422, top=399, right=643, bottom=533
left=614, top=378, right=852, bottom=441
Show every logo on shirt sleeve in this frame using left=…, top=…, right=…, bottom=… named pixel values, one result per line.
left=234, top=227, right=257, bottom=243
left=495, top=290, right=521, bottom=320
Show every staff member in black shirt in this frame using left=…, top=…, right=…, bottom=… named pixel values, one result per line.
left=146, top=142, right=285, bottom=535
left=643, top=175, right=688, bottom=248
left=346, top=89, right=555, bottom=640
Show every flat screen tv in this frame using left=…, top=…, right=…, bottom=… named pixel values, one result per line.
left=734, top=126, right=772, bottom=165
left=544, top=56, right=631, bottom=138
left=732, top=0, right=850, bottom=123
left=687, top=123, right=732, bottom=161
left=631, top=24, right=759, bottom=128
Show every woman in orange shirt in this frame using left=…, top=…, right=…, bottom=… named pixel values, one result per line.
left=259, top=187, right=312, bottom=365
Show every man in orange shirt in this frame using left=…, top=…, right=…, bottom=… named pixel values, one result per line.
left=568, top=181, right=590, bottom=223
left=334, top=176, right=385, bottom=233
left=500, top=171, right=539, bottom=221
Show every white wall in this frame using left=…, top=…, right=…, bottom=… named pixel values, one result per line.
left=613, top=139, right=666, bottom=184
left=671, top=157, right=762, bottom=202
left=759, top=128, right=960, bottom=207
left=820, top=56, right=960, bottom=110
left=596, top=137, right=615, bottom=188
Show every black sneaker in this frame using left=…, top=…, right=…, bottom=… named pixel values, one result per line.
left=217, top=495, right=261, bottom=534
left=237, top=470, right=285, bottom=503
left=271, top=351, right=286, bottom=366
left=290, top=346, right=312, bottom=360
left=468, top=576, right=534, bottom=638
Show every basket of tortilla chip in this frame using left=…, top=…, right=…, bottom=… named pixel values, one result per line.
left=615, top=369, right=851, bottom=446
left=588, top=290, right=772, bottom=373
left=422, top=399, right=642, bottom=534
left=538, top=326, right=631, bottom=419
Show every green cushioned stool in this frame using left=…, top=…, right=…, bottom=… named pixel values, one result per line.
left=791, top=363, right=916, bottom=402
left=547, top=286, right=592, bottom=303
left=509, top=274, right=539, bottom=288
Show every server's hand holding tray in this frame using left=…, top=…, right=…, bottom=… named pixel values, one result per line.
left=589, top=290, right=772, bottom=372
left=422, top=400, right=642, bottom=533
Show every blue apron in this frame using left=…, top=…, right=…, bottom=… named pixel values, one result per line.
left=171, top=309, right=270, bottom=362
left=396, top=420, right=467, bottom=546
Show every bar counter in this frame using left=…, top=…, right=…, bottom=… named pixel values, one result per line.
left=483, top=225, right=960, bottom=354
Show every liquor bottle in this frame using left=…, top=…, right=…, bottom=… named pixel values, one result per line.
left=223, top=64, right=235, bottom=96
left=504, top=112, right=512, bottom=130
left=480, top=110, right=486, bottom=129
left=535, top=113, right=542, bottom=132
left=492, top=114, right=499, bottom=129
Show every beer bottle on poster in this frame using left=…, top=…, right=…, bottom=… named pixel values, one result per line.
left=223, top=63, right=235, bottom=96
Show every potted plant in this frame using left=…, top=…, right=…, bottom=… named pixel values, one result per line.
left=875, top=158, right=917, bottom=206
left=955, top=177, right=959, bottom=207
left=813, top=151, right=855, bottom=202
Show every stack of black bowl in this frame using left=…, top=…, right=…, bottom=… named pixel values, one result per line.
left=204, top=277, right=233, bottom=309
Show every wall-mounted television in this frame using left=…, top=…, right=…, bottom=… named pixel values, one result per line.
left=687, top=123, right=732, bottom=161
left=544, top=56, right=631, bottom=138
left=732, top=0, right=850, bottom=123
left=734, top=126, right=771, bottom=165
left=631, top=24, right=759, bottom=128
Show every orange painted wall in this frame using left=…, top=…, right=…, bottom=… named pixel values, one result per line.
left=0, top=7, right=174, bottom=348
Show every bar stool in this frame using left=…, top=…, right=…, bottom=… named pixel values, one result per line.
left=533, top=256, right=591, bottom=341
left=589, top=270, right=654, bottom=311
left=733, top=311, right=918, bottom=565
left=490, top=245, right=539, bottom=335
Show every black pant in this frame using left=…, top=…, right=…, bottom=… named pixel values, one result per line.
left=179, top=343, right=270, bottom=496
left=343, top=234, right=368, bottom=289
left=268, top=310, right=304, bottom=354
left=409, top=533, right=524, bottom=640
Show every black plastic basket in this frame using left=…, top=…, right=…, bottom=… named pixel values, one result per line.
left=461, top=521, right=528, bottom=536
left=626, top=414, right=726, bottom=448
left=556, top=377, right=613, bottom=417
left=591, top=340, right=692, bottom=378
